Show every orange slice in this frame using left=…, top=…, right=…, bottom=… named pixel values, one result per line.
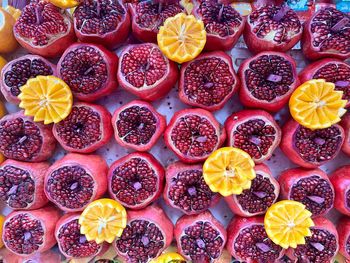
left=157, top=13, right=206, bottom=64
left=0, top=7, right=18, bottom=54
left=18, top=75, right=73, bottom=125
left=289, top=79, right=347, bottom=130
left=151, top=252, right=186, bottom=263
left=264, top=200, right=314, bottom=249
left=49, top=0, right=80, bottom=9
left=203, top=147, right=256, bottom=197
left=4, top=6, right=21, bottom=20
left=0, top=214, right=5, bottom=248
left=79, top=198, right=127, bottom=244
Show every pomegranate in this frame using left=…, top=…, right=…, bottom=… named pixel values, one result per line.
left=280, top=119, right=344, bottom=168
left=330, top=165, right=350, bottom=216
left=0, top=55, right=56, bottom=104
left=163, top=161, right=218, bottom=215
left=192, top=0, right=245, bottom=51
left=114, top=205, right=173, bottom=263
left=225, top=163, right=279, bottom=217
left=117, top=43, right=179, bottom=101
left=238, top=51, right=299, bottom=112
left=53, top=102, right=113, bottom=154
left=302, top=7, right=350, bottom=60
left=73, top=0, right=131, bottom=50
left=279, top=168, right=334, bottom=217
left=337, top=217, right=350, bottom=259
left=0, top=111, right=56, bottom=162
left=227, top=216, right=284, bottom=262
left=44, top=153, right=108, bottom=212
left=225, top=109, right=281, bottom=163
left=108, top=152, right=165, bottom=210
left=17, top=250, right=61, bottom=263
left=178, top=51, right=239, bottom=111
left=2, top=206, right=60, bottom=257
left=0, top=248, right=21, bottom=263
left=13, top=1, right=76, bottom=58
left=112, top=100, right=166, bottom=152
left=57, top=43, right=118, bottom=102
left=342, top=113, right=350, bottom=156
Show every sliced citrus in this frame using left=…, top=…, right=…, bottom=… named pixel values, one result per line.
left=79, top=198, right=127, bottom=244
left=151, top=252, right=186, bottom=263
left=0, top=214, right=5, bottom=248
left=203, top=147, right=256, bottom=197
left=49, top=0, right=80, bottom=9
left=157, top=13, right=206, bottom=64
left=18, top=75, right=73, bottom=125
left=264, top=200, right=314, bottom=249
left=4, top=5, right=21, bottom=20
left=0, top=7, right=18, bottom=53
left=289, top=79, right=347, bottom=130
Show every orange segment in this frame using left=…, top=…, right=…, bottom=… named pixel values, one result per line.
left=0, top=214, right=5, bottom=248
left=289, top=79, right=347, bottom=130
left=49, top=0, right=80, bottom=9
left=0, top=7, right=18, bottom=54
left=203, top=147, right=256, bottom=197
left=150, top=252, right=185, bottom=263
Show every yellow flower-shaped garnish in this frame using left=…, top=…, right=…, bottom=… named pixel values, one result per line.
left=203, top=147, right=256, bottom=197
left=19, top=75, right=73, bottom=125
left=150, top=252, right=186, bottom=263
left=49, top=0, right=80, bottom=9
left=79, top=198, right=127, bottom=244
left=264, top=200, right=314, bottom=249
left=289, top=79, right=347, bottom=130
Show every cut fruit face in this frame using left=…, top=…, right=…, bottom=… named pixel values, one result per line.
left=264, top=200, right=315, bottom=249
left=157, top=13, right=206, bottom=64
left=289, top=79, right=347, bottom=130
left=203, top=147, right=256, bottom=197
left=49, top=0, right=80, bottom=9
left=79, top=198, right=127, bottom=244
left=151, top=252, right=185, bottom=263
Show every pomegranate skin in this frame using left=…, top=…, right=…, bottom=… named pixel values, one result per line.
left=341, top=114, right=350, bottom=156
left=330, top=165, right=350, bottom=216
left=17, top=250, right=61, bottom=263
left=337, top=217, right=350, bottom=259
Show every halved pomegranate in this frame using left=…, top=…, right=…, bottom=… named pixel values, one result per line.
left=279, top=168, right=334, bottom=217
left=117, top=43, right=179, bottom=101
left=57, top=43, right=118, bottom=102
left=330, top=165, right=350, bottom=216
left=238, top=51, right=299, bottom=112
left=17, top=250, right=61, bottom=263
left=53, top=102, right=112, bottom=154
left=341, top=113, right=350, bottom=156
left=280, top=119, right=344, bottom=168
left=44, top=153, right=108, bottom=212
left=337, top=217, right=350, bottom=259
left=13, top=1, right=76, bottom=58
left=175, top=211, right=227, bottom=262
left=178, top=51, right=239, bottom=111
left=164, top=108, right=226, bottom=163
left=114, top=205, right=173, bottom=262
left=73, top=0, right=131, bottom=50
left=225, top=163, right=279, bottom=217
left=112, top=100, right=166, bottom=152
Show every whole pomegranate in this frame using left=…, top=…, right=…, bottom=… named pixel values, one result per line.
left=330, top=165, right=350, bottom=216
left=341, top=113, right=350, bottom=156
left=337, top=217, right=350, bottom=259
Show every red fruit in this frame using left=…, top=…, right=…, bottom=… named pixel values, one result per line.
left=2, top=206, right=60, bottom=257
left=57, top=43, right=118, bottom=102
left=108, top=152, right=165, bottom=210
left=73, top=0, right=130, bottom=50
left=164, top=108, right=226, bottom=163
left=0, top=111, right=56, bottom=162
left=227, top=216, right=284, bottom=262
left=192, top=0, right=245, bottom=51
left=44, top=153, right=108, bottom=212
left=337, top=217, right=350, bottom=259
left=111, top=100, right=166, bottom=151
left=13, top=1, right=76, bottom=58
left=302, top=7, right=350, bottom=60
left=175, top=211, right=226, bottom=262
left=178, top=51, right=239, bottom=111
left=279, top=168, right=334, bottom=217
left=238, top=51, right=299, bottom=112
left=225, top=110, right=281, bottom=163
left=280, top=119, right=344, bottom=168
left=0, top=248, right=22, bottom=263
left=17, top=250, right=61, bottom=263
left=330, top=165, right=350, bottom=216
left=53, top=102, right=112, bottom=153
left=341, top=113, right=350, bottom=156
left=225, top=164, right=279, bottom=217
left=117, top=43, right=179, bottom=101
left=114, top=205, right=173, bottom=262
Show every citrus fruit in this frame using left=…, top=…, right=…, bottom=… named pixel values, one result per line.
left=0, top=7, right=18, bottom=53
left=4, top=5, right=21, bottom=20
left=150, top=252, right=185, bottom=263
left=49, top=0, right=80, bottom=9
left=0, top=214, right=5, bottom=248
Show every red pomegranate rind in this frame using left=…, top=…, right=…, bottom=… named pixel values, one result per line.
left=0, top=159, right=49, bottom=210
left=117, top=43, right=179, bottom=101
left=114, top=205, right=173, bottom=263
left=238, top=51, right=299, bottom=112
left=108, top=152, right=165, bottom=210
left=53, top=102, right=113, bottom=153
left=112, top=100, right=166, bottom=152
left=280, top=119, right=344, bottom=168
left=337, top=217, right=350, bottom=259
left=330, top=165, right=350, bottom=216
left=0, top=248, right=22, bottom=263
left=178, top=51, right=239, bottom=111
left=225, top=164, right=280, bottom=217
left=2, top=206, right=60, bottom=256
left=73, top=0, right=131, bottom=50
left=0, top=111, right=56, bottom=162
left=17, top=250, right=62, bottom=263
left=57, top=43, right=118, bottom=102
left=13, top=1, right=76, bottom=58
left=279, top=168, right=334, bottom=217
left=341, top=113, right=350, bottom=156
left=44, top=153, right=108, bottom=212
